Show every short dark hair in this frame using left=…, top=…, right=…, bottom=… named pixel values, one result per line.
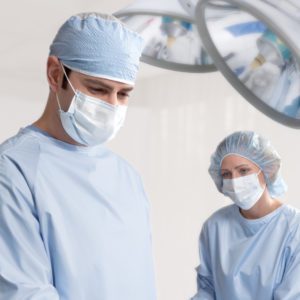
left=62, top=66, right=72, bottom=89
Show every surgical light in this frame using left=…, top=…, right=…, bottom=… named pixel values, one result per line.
left=196, top=0, right=300, bottom=128
left=114, top=0, right=216, bottom=72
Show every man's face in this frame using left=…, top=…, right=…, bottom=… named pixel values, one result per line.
left=61, top=68, right=134, bottom=108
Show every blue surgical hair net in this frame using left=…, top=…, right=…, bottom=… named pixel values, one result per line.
left=49, top=12, right=144, bottom=85
left=208, top=131, right=287, bottom=198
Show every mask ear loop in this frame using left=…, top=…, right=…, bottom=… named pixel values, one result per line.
left=56, top=94, right=62, bottom=111
left=257, top=169, right=267, bottom=192
left=60, top=62, right=76, bottom=94
left=56, top=61, right=76, bottom=111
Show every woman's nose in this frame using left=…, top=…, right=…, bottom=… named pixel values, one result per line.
left=231, top=171, right=240, bottom=179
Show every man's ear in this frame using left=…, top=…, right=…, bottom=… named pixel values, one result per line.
left=47, top=56, right=62, bottom=93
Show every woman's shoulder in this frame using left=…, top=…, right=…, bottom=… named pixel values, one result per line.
left=281, top=204, right=300, bottom=229
left=204, top=204, right=237, bottom=226
left=278, top=205, right=300, bottom=251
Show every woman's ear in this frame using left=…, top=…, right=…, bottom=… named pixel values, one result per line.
left=260, top=171, right=267, bottom=185
left=267, top=164, right=280, bottom=184
left=47, top=56, right=62, bottom=93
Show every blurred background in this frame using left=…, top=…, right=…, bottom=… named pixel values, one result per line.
left=1, top=1, right=300, bottom=299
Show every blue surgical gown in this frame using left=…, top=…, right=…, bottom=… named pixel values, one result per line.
left=192, top=204, right=300, bottom=300
left=0, top=125, right=156, bottom=300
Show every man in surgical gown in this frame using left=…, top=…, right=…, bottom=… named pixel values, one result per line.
left=0, top=13, right=156, bottom=299
left=191, top=131, right=300, bottom=300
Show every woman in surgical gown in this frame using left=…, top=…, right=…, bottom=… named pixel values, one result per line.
left=192, top=131, right=300, bottom=300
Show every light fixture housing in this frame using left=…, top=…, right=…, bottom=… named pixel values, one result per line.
left=179, top=0, right=236, bottom=17
left=114, top=0, right=216, bottom=72
left=196, top=0, right=300, bottom=128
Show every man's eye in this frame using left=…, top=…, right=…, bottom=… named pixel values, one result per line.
left=118, top=92, right=130, bottom=99
left=89, top=87, right=107, bottom=94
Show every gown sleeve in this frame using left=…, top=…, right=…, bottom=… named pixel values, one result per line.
left=273, top=223, right=300, bottom=300
left=0, top=156, right=60, bottom=299
left=191, top=222, right=215, bottom=300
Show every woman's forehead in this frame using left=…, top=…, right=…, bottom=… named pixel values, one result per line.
left=221, top=154, right=259, bottom=170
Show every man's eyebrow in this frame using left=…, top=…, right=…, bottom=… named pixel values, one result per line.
left=83, top=78, right=134, bottom=92
left=121, top=86, right=134, bottom=92
left=83, top=79, right=113, bottom=90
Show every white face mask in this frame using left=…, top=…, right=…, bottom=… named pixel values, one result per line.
left=56, top=65, right=127, bottom=146
left=222, top=170, right=266, bottom=210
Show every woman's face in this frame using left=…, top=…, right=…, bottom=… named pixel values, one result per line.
left=221, top=154, right=266, bottom=186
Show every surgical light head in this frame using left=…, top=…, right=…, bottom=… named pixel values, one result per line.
left=114, top=0, right=216, bottom=73
left=196, top=0, right=300, bottom=128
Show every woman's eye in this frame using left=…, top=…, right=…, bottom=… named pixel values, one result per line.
left=222, top=172, right=230, bottom=178
left=240, top=168, right=250, bottom=175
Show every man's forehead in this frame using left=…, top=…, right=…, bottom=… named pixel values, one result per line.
left=75, top=72, right=134, bottom=90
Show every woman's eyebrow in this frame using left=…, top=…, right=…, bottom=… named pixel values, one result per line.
left=221, top=164, right=250, bottom=172
left=234, top=164, right=250, bottom=169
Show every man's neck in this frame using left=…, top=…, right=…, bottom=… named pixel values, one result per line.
left=33, top=104, right=82, bottom=146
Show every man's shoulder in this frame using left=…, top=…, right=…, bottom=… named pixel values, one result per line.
left=107, top=148, right=141, bottom=178
left=0, top=128, right=41, bottom=160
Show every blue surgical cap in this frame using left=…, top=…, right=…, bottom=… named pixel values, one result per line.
left=209, top=131, right=287, bottom=198
left=50, top=12, right=144, bottom=85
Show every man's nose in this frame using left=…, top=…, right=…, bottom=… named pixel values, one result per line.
left=103, top=93, right=118, bottom=106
